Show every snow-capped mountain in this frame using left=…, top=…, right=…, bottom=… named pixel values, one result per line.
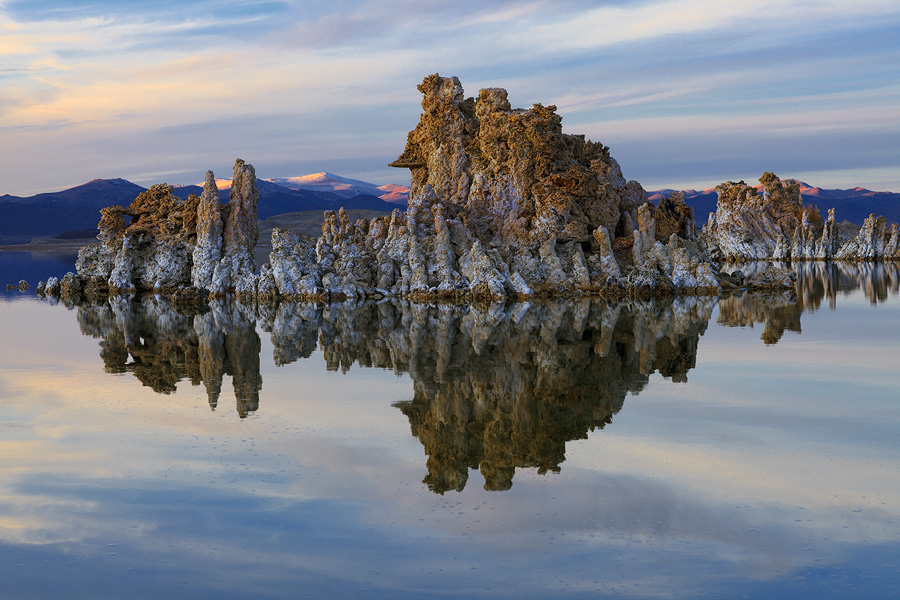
left=267, top=172, right=409, bottom=205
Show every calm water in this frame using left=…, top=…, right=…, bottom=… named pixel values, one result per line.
left=1, top=253, right=899, bottom=599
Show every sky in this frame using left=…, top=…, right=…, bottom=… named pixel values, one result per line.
left=1, top=0, right=899, bottom=196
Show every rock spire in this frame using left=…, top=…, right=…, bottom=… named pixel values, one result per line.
left=72, top=158, right=260, bottom=298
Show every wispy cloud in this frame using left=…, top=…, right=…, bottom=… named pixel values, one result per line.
left=0, top=0, right=898, bottom=193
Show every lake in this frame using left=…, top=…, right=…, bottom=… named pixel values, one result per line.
left=1, top=252, right=898, bottom=599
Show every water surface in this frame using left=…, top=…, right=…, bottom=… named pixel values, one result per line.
left=0, top=256, right=898, bottom=599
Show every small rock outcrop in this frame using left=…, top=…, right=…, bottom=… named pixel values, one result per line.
left=703, top=172, right=899, bottom=262
left=70, top=159, right=260, bottom=300
left=260, top=74, right=718, bottom=302
left=835, top=214, right=900, bottom=260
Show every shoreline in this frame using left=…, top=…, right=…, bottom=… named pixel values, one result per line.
left=0, top=238, right=96, bottom=252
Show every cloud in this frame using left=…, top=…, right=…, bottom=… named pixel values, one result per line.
left=1, top=0, right=899, bottom=193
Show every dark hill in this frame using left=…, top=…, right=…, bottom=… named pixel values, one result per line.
left=1, top=178, right=146, bottom=211
left=0, top=202, right=103, bottom=237
left=2, top=177, right=400, bottom=241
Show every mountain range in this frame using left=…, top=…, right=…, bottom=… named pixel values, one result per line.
left=1, top=174, right=897, bottom=242
left=0, top=173, right=409, bottom=239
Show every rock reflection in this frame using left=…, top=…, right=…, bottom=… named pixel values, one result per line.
left=793, top=261, right=900, bottom=309
left=77, top=297, right=262, bottom=416
left=259, top=298, right=715, bottom=493
left=65, top=260, right=897, bottom=489
left=718, top=261, right=900, bottom=344
left=397, top=299, right=713, bottom=493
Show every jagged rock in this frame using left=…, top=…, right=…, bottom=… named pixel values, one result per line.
left=191, top=171, right=224, bottom=292
left=703, top=172, right=898, bottom=262
left=744, top=266, right=797, bottom=292
left=59, top=272, right=84, bottom=301
left=44, top=276, right=60, bottom=297
left=391, top=77, right=634, bottom=244
left=653, top=191, right=696, bottom=241
left=835, top=214, right=900, bottom=260
left=703, top=173, right=810, bottom=260
left=268, top=74, right=717, bottom=301
left=630, top=203, right=720, bottom=295
left=217, top=159, right=260, bottom=295
left=71, top=159, right=260, bottom=296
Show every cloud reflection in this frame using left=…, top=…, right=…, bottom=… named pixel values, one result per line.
left=0, top=261, right=898, bottom=597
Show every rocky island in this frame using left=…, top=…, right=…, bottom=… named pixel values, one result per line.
left=33, top=74, right=898, bottom=304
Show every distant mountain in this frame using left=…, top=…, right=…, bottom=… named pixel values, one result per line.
left=268, top=172, right=409, bottom=206
left=0, top=178, right=146, bottom=212
left=648, top=183, right=900, bottom=228
left=0, top=174, right=408, bottom=240
left=171, top=177, right=402, bottom=219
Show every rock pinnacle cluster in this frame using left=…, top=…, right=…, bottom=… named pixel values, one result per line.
left=260, top=74, right=718, bottom=302
left=46, top=159, right=260, bottom=301
left=702, top=172, right=900, bottom=261
left=35, top=75, right=900, bottom=306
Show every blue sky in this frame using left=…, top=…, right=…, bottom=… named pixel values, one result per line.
left=2, top=0, right=898, bottom=195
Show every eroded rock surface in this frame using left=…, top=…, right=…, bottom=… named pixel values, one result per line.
left=703, top=172, right=899, bottom=262
left=66, top=159, right=259, bottom=300
left=261, top=74, right=718, bottom=302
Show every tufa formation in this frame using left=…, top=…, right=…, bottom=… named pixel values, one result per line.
left=34, top=77, right=899, bottom=305
left=702, top=172, right=900, bottom=262
left=261, top=74, right=718, bottom=302
left=67, top=159, right=259, bottom=298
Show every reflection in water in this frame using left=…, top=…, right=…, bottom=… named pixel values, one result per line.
left=77, top=297, right=262, bottom=416
left=718, top=261, right=900, bottom=344
left=792, top=260, right=900, bottom=308
left=392, top=300, right=711, bottom=493
left=67, top=260, right=898, bottom=490
left=262, top=299, right=714, bottom=492
left=75, top=294, right=714, bottom=490
left=717, top=291, right=802, bottom=345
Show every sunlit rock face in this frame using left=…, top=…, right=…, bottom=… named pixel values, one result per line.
left=72, top=159, right=259, bottom=297
left=393, top=76, right=631, bottom=244
left=835, top=215, right=900, bottom=261
left=262, top=74, right=719, bottom=302
left=76, top=296, right=262, bottom=417
left=703, top=172, right=900, bottom=262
